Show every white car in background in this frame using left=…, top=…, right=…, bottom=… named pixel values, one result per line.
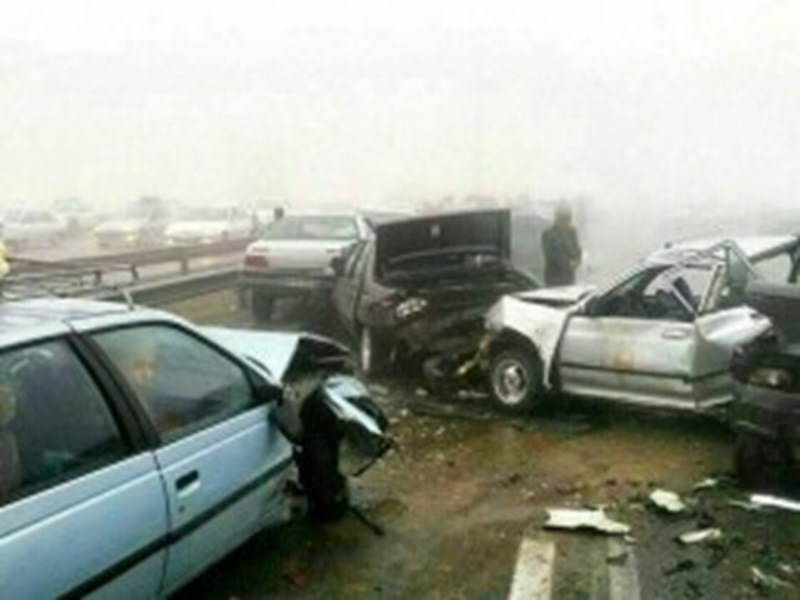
left=241, top=213, right=372, bottom=320
left=165, top=205, right=254, bottom=246
left=1, top=208, right=68, bottom=250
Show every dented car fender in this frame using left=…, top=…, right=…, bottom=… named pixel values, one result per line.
left=485, top=294, right=582, bottom=388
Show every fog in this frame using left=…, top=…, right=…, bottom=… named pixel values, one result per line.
left=1, top=1, right=799, bottom=264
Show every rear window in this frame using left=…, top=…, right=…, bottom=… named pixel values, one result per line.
left=262, top=216, right=357, bottom=241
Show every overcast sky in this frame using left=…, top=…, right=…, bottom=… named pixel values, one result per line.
left=1, top=0, right=798, bottom=211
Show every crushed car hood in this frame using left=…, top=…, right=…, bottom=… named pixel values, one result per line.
left=745, top=282, right=800, bottom=345
left=374, top=209, right=511, bottom=283
left=202, top=327, right=348, bottom=381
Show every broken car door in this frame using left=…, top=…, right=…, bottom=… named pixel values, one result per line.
left=92, top=323, right=293, bottom=596
left=559, top=264, right=710, bottom=409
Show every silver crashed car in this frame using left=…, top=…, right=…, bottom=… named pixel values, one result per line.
left=484, top=236, right=800, bottom=413
left=0, top=298, right=388, bottom=598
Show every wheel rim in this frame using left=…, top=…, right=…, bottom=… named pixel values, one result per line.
left=492, top=358, right=530, bottom=406
left=360, top=328, right=372, bottom=372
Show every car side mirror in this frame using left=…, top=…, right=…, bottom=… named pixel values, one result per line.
left=330, top=255, right=345, bottom=277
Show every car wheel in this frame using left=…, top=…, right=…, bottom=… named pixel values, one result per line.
left=252, top=291, right=275, bottom=322
left=359, top=326, right=388, bottom=376
left=488, top=346, right=543, bottom=413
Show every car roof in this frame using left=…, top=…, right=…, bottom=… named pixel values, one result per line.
left=648, top=235, right=799, bottom=265
left=0, top=298, right=159, bottom=338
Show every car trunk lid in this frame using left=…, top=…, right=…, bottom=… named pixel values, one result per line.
left=374, top=210, right=511, bottom=286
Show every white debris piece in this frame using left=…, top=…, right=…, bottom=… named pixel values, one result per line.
left=692, top=478, right=718, bottom=492
left=727, top=499, right=761, bottom=512
left=678, top=528, right=723, bottom=545
left=752, top=567, right=793, bottom=590
left=545, top=508, right=631, bottom=535
left=649, top=489, right=687, bottom=514
left=750, top=494, right=800, bottom=513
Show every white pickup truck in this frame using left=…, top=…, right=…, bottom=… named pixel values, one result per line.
left=240, top=213, right=373, bottom=320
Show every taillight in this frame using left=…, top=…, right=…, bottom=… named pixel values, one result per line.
left=244, top=253, right=269, bottom=269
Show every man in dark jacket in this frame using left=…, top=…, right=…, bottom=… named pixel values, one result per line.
left=542, top=204, right=582, bottom=286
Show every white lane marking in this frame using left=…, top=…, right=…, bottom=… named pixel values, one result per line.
left=508, top=537, right=555, bottom=600
left=608, top=539, right=641, bottom=600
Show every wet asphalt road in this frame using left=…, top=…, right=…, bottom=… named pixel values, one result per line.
left=169, top=293, right=800, bottom=599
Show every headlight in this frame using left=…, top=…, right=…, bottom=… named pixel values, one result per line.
left=748, top=367, right=792, bottom=390
left=395, top=297, right=428, bottom=320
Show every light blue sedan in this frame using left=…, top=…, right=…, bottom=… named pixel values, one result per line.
left=0, top=298, right=388, bottom=598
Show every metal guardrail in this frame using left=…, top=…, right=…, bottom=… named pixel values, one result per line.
left=2, top=238, right=250, bottom=306
left=100, top=268, right=239, bottom=306
left=9, top=237, right=251, bottom=277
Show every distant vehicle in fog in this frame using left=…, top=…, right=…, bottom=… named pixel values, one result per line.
left=241, top=213, right=371, bottom=320
left=1, top=208, right=68, bottom=250
left=165, top=204, right=253, bottom=246
left=51, top=198, right=100, bottom=235
left=93, top=197, right=172, bottom=249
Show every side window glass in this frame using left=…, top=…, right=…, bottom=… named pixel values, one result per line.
left=93, top=326, right=256, bottom=442
left=0, top=340, right=125, bottom=504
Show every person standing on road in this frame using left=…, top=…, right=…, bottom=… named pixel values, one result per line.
left=542, top=203, right=582, bottom=286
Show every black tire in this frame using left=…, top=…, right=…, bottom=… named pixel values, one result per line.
left=487, top=345, right=544, bottom=413
left=252, top=291, right=275, bottom=322
left=359, top=326, right=389, bottom=377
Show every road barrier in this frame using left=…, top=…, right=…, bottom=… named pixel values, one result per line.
left=100, top=267, right=239, bottom=306
left=3, top=239, right=249, bottom=306
left=9, top=237, right=250, bottom=279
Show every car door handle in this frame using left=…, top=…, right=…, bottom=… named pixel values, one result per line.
left=662, top=328, right=690, bottom=340
left=175, top=470, right=200, bottom=496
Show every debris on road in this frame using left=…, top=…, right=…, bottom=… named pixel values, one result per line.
left=678, top=528, right=723, bottom=545
left=649, top=489, right=688, bottom=514
left=691, top=478, right=719, bottom=492
left=727, top=499, right=762, bottom=512
left=544, top=508, right=630, bottom=535
left=370, top=384, right=390, bottom=397
left=750, top=494, right=800, bottom=513
left=752, top=566, right=794, bottom=590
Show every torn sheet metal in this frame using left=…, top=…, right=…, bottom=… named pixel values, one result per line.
left=678, top=528, right=723, bottom=545
left=750, top=494, right=800, bottom=513
left=649, top=489, right=688, bottom=514
left=544, top=508, right=631, bottom=535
